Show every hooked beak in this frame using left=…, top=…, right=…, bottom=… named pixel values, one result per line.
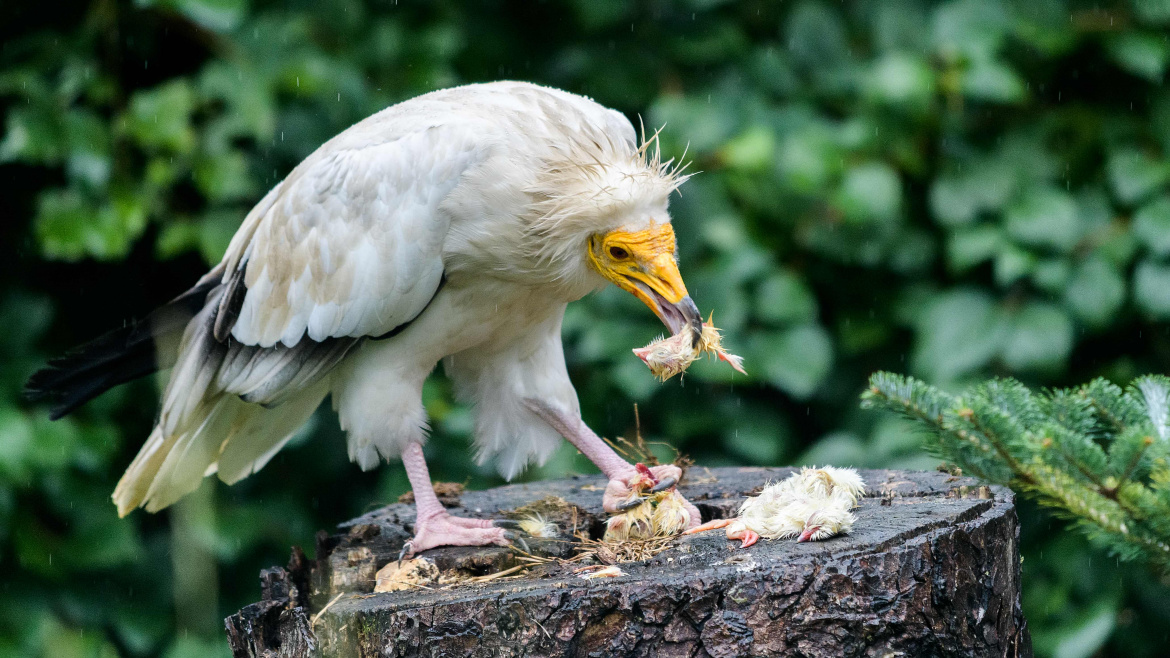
left=588, top=222, right=703, bottom=345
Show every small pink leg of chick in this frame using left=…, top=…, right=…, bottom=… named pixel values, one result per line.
left=683, top=518, right=759, bottom=548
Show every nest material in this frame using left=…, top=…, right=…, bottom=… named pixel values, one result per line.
left=373, top=558, right=440, bottom=592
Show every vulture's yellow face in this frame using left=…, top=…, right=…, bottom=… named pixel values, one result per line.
left=588, top=221, right=702, bottom=340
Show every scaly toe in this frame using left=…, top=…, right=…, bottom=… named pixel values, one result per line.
left=445, top=515, right=494, bottom=529
left=409, top=513, right=510, bottom=553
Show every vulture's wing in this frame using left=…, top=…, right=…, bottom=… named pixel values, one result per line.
left=216, top=122, right=485, bottom=348
left=112, top=120, right=488, bottom=514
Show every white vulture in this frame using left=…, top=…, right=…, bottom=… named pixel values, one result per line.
left=28, top=81, right=705, bottom=555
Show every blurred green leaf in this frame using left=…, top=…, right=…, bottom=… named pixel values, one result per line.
left=871, top=0, right=929, bottom=54
left=786, top=2, right=851, bottom=69
left=1031, top=258, right=1070, bottom=294
left=35, top=189, right=148, bottom=261
left=0, top=407, right=35, bottom=479
left=1049, top=601, right=1117, bottom=658
left=1107, top=32, right=1170, bottom=81
left=721, top=408, right=788, bottom=464
left=0, top=108, right=64, bottom=164
left=1132, top=195, right=1170, bottom=257
left=1133, top=260, right=1170, bottom=319
left=719, top=126, right=775, bottom=172
left=755, top=270, right=817, bottom=325
left=194, top=150, right=254, bottom=203
left=865, top=53, right=936, bottom=109
left=994, top=245, right=1036, bottom=287
left=931, top=0, right=1009, bottom=60
left=1012, top=0, right=1078, bottom=55
left=911, top=288, right=1008, bottom=382
left=1132, top=0, right=1170, bottom=25
left=835, top=162, right=902, bottom=224
left=777, top=125, right=843, bottom=193
left=65, top=110, right=112, bottom=189
left=1005, top=186, right=1081, bottom=253
left=1000, top=302, right=1073, bottom=372
left=1063, top=259, right=1126, bottom=329
left=1107, top=149, right=1169, bottom=206
left=930, top=159, right=1015, bottom=226
left=163, top=637, right=232, bottom=658
left=749, top=324, right=833, bottom=399
left=138, top=0, right=248, bottom=33
left=124, top=81, right=196, bottom=153
left=962, top=57, right=1027, bottom=103
left=798, top=431, right=868, bottom=466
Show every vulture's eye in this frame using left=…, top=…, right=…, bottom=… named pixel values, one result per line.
left=608, top=246, right=630, bottom=260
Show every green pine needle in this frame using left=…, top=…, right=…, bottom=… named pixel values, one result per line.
left=863, top=371, right=1170, bottom=574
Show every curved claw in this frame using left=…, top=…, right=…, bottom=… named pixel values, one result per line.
left=649, top=476, right=677, bottom=493
left=398, top=541, right=414, bottom=567
left=492, top=519, right=524, bottom=530
left=503, top=530, right=529, bottom=553
left=614, top=496, right=649, bottom=512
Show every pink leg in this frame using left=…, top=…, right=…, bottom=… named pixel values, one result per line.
left=683, top=518, right=758, bottom=548
left=683, top=518, right=732, bottom=534
left=524, top=399, right=701, bottom=529
left=401, top=442, right=509, bottom=555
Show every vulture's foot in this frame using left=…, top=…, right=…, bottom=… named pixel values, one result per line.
left=604, top=463, right=702, bottom=529
left=402, top=511, right=515, bottom=557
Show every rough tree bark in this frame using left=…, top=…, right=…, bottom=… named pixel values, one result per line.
left=226, top=467, right=1031, bottom=657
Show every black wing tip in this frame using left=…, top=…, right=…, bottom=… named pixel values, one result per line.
left=24, top=330, right=161, bottom=420
left=22, top=377, right=78, bottom=420
left=23, top=272, right=219, bottom=421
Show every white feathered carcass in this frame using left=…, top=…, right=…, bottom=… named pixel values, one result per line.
left=685, top=467, right=866, bottom=547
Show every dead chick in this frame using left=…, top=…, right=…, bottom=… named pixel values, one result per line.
left=603, top=463, right=691, bottom=541
left=684, top=466, right=866, bottom=547
left=634, top=316, right=745, bottom=382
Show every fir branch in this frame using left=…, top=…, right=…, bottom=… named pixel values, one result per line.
left=863, top=371, right=1170, bottom=574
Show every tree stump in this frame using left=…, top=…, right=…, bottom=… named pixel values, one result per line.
left=225, top=467, right=1031, bottom=657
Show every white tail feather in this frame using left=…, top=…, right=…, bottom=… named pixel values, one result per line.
left=112, top=384, right=328, bottom=516
left=216, top=382, right=328, bottom=484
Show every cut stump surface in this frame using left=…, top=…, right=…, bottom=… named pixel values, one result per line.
left=226, top=467, right=1031, bottom=657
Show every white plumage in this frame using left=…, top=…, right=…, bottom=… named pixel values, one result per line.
left=686, top=467, right=866, bottom=546
left=28, top=81, right=708, bottom=551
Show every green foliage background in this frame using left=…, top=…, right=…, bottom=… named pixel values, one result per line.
left=2, top=0, right=1170, bottom=656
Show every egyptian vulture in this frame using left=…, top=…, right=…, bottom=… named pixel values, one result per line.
left=28, top=81, right=704, bottom=554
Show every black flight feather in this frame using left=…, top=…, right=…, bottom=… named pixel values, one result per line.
left=25, top=272, right=221, bottom=420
